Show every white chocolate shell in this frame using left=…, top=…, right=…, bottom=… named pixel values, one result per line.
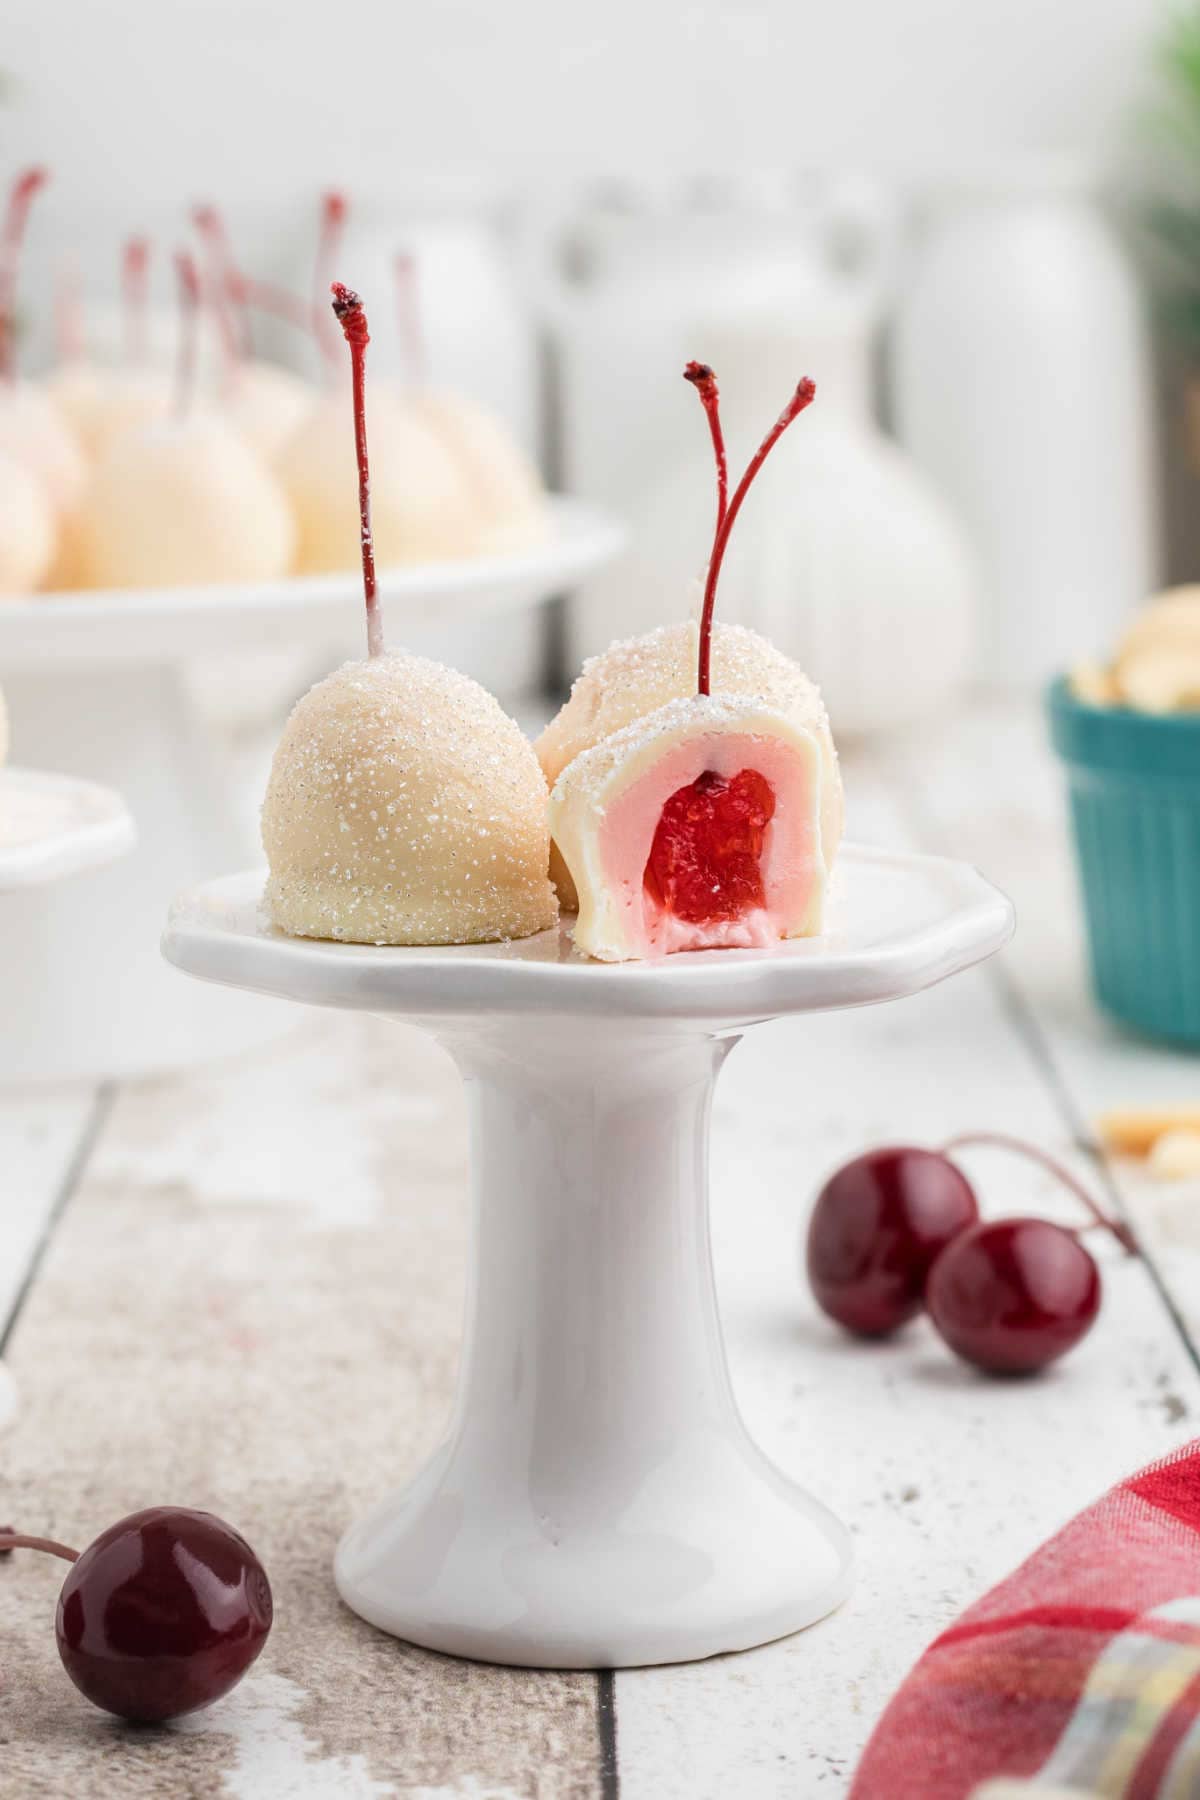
left=73, top=367, right=173, bottom=462
left=0, top=381, right=86, bottom=515
left=224, top=361, right=312, bottom=461
left=75, top=413, right=294, bottom=590
left=276, top=390, right=474, bottom=573
left=263, top=651, right=558, bottom=946
left=0, top=451, right=55, bottom=595
left=410, top=392, right=547, bottom=557
left=44, top=361, right=112, bottom=458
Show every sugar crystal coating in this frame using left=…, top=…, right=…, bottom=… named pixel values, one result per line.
left=263, top=651, right=557, bottom=945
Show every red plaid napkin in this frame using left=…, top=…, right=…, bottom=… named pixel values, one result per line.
left=850, top=1440, right=1200, bottom=1799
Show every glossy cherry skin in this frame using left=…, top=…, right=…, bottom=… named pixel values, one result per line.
left=55, top=1507, right=272, bottom=1722
left=806, top=1147, right=979, bottom=1336
left=926, top=1218, right=1101, bottom=1374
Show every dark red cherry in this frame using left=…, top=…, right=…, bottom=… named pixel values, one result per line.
left=806, top=1146, right=978, bottom=1336
left=54, top=1507, right=272, bottom=1722
left=926, top=1218, right=1101, bottom=1374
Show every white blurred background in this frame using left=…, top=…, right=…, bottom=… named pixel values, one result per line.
left=0, top=0, right=1189, bottom=719
left=7, top=0, right=1200, bottom=1079
left=0, top=1, right=1153, bottom=237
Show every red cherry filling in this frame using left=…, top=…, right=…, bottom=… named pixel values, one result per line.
left=644, top=768, right=775, bottom=924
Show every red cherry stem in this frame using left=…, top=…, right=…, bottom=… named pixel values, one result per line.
left=683, top=362, right=728, bottom=534
left=695, top=374, right=816, bottom=696
left=55, top=255, right=85, bottom=364
left=393, top=252, right=428, bottom=387
left=206, top=267, right=244, bottom=395
left=238, top=278, right=313, bottom=337
left=0, top=1532, right=79, bottom=1563
left=173, top=251, right=201, bottom=421
left=331, top=283, right=381, bottom=658
left=190, top=218, right=243, bottom=389
left=192, top=206, right=311, bottom=343
left=0, top=167, right=49, bottom=382
left=942, top=1132, right=1138, bottom=1255
left=314, top=192, right=347, bottom=372
left=123, top=237, right=151, bottom=366
left=192, top=205, right=251, bottom=358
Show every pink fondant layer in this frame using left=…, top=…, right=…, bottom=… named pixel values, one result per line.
left=596, top=731, right=820, bottom=958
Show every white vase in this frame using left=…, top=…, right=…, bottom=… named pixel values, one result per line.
left=738, top=416, right=978, bottom=737
left=891, top=163, right=1160, bottom=685
left=564, top=310, right=977, bottom=738
left=543, top=177, right=945, bottom=715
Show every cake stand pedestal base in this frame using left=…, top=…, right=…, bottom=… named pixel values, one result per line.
left=336, top=1025, right=851, bottom=1668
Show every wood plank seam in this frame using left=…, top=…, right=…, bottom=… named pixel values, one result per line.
left=597, top=1668, right=620, bottom=1800
left=990, top=962, right=1200, bottom=1380
left=610, top=744, right=1200, bottom=1799
left=1, top=1082, right=113, bottom=1355
left=887, top=751, right=1200, bottom=1384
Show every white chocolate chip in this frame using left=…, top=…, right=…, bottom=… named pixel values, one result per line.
left=1097, top=1107, right=1200, bottom=1157
left=1147, top=1128, right=1200, bottom=1182
left=1069, top=660, right=1121, bottom=707
left=1117, top=645, right=1200, bottom=715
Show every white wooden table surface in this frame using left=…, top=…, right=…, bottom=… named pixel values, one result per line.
left=2, top=692, right=1198, bottom=1799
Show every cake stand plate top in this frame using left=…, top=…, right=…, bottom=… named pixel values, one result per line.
left=163, top=843, right=1014, bottom=1027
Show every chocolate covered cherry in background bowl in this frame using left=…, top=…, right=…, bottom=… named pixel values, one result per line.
left=1050, top=592, right=1200, bottom=1047
left=0, top=1508, right=272, bottom=1723
left=805, top=1133, right=1136, bottom=1375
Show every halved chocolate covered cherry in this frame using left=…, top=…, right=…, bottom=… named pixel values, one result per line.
left=547, top=364, right=823, bottom=961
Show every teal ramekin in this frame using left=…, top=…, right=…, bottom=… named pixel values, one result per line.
left=1047, top=676, right=1200, bottom=1046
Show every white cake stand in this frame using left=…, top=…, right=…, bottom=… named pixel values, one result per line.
left=0, top=767, right=134, bottom=891
left=0, top=500, right=622, bottom=1082
left=163, top=844, right=1013, bottom=1669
